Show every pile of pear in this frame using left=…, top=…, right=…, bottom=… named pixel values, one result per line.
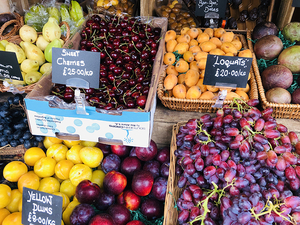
left=0, top=17, right=65, bottom=86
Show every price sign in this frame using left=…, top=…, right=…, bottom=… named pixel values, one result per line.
left=0, top=51, right=23, bottom=80
left=195, top=0, right=227, bottom=17
left=52, top=48, right=100, bottom=89
left=203, top=54, right=253, bottom=88
left=292, top=0, right=300, bottom=7
left=22, top=187, right=63, bottom=225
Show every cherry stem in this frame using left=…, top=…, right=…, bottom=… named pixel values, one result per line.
left=132, top=41, right=141, bottom=54
left=103, top=47, right=112, bottom=60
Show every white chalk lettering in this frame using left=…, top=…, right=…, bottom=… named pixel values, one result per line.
left=27, top=190, right=53, bottom=205
left=57, top=58, right=85, bottom=66
left=32, top=203, right=53, bottom=215
left=61, top=49, right=80, bottom=57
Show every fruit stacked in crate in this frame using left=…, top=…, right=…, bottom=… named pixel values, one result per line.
left=162, top=27, right=253, bottom=101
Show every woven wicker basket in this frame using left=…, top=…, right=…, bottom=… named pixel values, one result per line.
left=0, top=12, right=24, bottom=41
left=246, top=31, right=300, bottom=119
left=0, top=144, right=27, bottom=161
left=0, top=21, right=71, bottom=94
left=163, top=121, right=185, bottom=225
left=157, top=33, right=259, bottom=113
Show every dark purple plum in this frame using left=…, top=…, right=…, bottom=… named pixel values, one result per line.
left=94, top=191, right=115, bottom=211
left=155, top=147, right=170, bottom=164
left=75, top=180, right=101, bottom=204
left=143, top=160, right=160, bottom=179
left=151, top=177, right=168, bottom=201
left=135, top=140, right=158, bottom=161
left=101, top=154, right=121, bottom=173
left=121, top=156, right=142, bottom=177
left=111, top=145, right=131, bottom=157
left=140, top=198, right=164, bottom=220
left=70, top=203, right=96, bottom=225
left=107, top=204, right=131, bottom=225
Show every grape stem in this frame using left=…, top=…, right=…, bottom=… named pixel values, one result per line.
left=250, top=197, right=296, bottom=224
left=190, top=181, right=235, bottom=225
left=197, top=122, right=215, bottom=145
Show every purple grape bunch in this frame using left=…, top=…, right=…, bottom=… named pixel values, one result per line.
left=174, top=99, right=300, bottom=225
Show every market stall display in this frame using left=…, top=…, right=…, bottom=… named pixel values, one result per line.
left=0, top=137, right=169, bottom=225
left=164, top=100, right=300, bottom=225
left=0, top=20, right=70, bottom=93
left=157, top=26, right=258, bottom=112
left=248, top=21, right=300, bottom=119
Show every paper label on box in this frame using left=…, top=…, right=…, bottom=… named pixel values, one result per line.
left=26, top=110, right=151, bottom=147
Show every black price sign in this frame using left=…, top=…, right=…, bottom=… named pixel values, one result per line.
left=195, top=0, right=227, bottom=18
left=0, top=51, right=23, bottom=80
left=292, top=0, right=300, bottom=7
left=22, top=187, right=63, bottom=225
left=203, top=54, right=253, bottom=88
left=52, top=48, right=100, bottom=89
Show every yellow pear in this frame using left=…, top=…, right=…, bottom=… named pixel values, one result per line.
left=5, top=43, right=26, bottom=64
left=25, top=71, right=43, bottom=85
left=0, top=40, right=8, bottom=47
left=36, top=35, right=50, bottom=51
left=19, top=25, right=38, bottom=43
left=40, top=63, right=52, bottom=75
left=20, top=59, right=39, bottom=73
left=0, top=43, right=4, bottom=51
left=22, top=41, right=45, bottom=66
left=59, top=39, right=64, bottom=46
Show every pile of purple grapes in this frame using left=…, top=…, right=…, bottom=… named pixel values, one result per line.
left=174, top=99, right=300, bottom=225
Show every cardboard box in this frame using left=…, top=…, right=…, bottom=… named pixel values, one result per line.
left=25, top=15, right=168, bottom=147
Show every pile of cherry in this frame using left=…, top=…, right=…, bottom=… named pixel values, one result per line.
left=51, top=14, right=162, bottom=110
left=174, top=99, right=300, bottom=225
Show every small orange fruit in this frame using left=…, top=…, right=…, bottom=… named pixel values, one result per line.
left=183, top=51, right=194, bottom=62
left=186, top=86, right=202, bottom=99
left=166, top=39, right=178, bottom=52
left=174, top=42, right=189, bottom=54
left=187, top=28, right=199, bottom=39
left=165, top=30, right=177, bottom=42
left=163, top=52, right=176, bottom=65
left=197, top=33, right=210, bottom=43
left=164, top=74, right=178, bottom=90
left=175, top=60, right=189, bottom=73
left=166, top=65, right=178, bottom=75
left=172, top=84, right=187, bottom=99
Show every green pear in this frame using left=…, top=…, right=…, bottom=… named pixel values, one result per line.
left=44, top=39, right=62, bottom=62
left=0, top=40, right=8, bottom=48
left=22, top=41, right=45, bottom=66
left=25, top=71, right=43, bottom=85
left=19, top=25, right=38, bottom=43
left=5, top=43, right=26, bottom=64
left=20, top=59, right=39, bottom=73
left=40, top=63, right=52, bottom=75
left=36, top=35, right=50, bottom=51
left=0, top=43, right=4, bottom=51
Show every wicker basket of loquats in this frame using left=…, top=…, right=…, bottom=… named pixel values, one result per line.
left=157, top=27, right=259, bottom=113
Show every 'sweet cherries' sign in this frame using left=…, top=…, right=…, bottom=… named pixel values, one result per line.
left=52, top=48, right=100, bottom=89
left=195, top=0, right=227, bottom=18
left=0, top=51, right=23, bottom=80
left=203, top=54, right=253, bottom=88
left=22, top=187, right=63, bottom=225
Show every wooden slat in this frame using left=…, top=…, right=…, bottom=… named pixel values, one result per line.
left=276, top=0, right=295, bottom=29
left=140, top=0, right=156, bottom=16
